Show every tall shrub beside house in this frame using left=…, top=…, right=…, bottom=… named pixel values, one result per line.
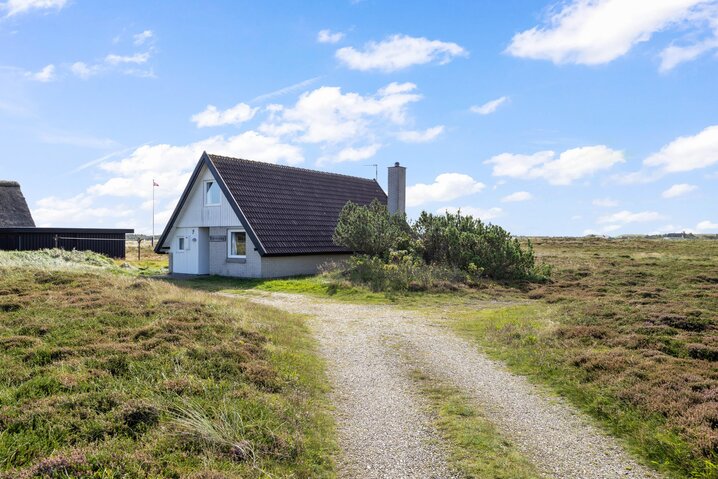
left=413, top=211, right=541, bottom=280
left=333, top=200, right=411, bottom=260
left=332, top=201, right=547, bottom=291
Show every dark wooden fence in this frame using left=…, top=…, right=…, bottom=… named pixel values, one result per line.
left=0, top=228, right=134, bottom=259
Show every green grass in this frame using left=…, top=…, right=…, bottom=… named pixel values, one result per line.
left=448, top=305, right=697, bottom=478
left=411, top=370, right=541, bottom=479
left=0, top=251, right=336, bottom=478
left=169, top=273, right=525, bottom=311
left=188, top=237, right=718, bottom=479
left=443, top=238, right=718, bottom=479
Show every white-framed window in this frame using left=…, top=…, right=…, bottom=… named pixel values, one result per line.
left=204, top=180, right=221, bottom=206
left=177, top=236, right=189, bottom=252
left=227, top=229, right=247, bottom=258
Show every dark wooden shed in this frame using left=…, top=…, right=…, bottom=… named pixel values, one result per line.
left=0, top=180, right=133, bottom=258
left=0, top=228, right=134, bottom=259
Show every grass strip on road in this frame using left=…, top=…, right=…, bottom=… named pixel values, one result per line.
left=410, top=369, right=541, bottom=479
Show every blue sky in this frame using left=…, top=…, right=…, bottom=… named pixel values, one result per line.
left=1, top=0, right=717, bottom=236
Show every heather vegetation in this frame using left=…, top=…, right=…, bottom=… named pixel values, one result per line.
left=331, top=200, right=548, bottom=292
left=213, top=236, right=718, bottom=478
left=450, top=238, right=718, bottom=478
left=0, top=251, right=334, bottom=478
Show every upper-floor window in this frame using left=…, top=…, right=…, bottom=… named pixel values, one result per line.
left=205, top=180, right=220, bottom=206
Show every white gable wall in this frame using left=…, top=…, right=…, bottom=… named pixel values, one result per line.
left=167, top=165, right=263, bottom=277
left=165, top=163, right=350, bottom=278
left=175, top=166, right=241, bottom=228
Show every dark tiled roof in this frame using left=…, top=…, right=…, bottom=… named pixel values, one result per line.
left=208, top=154, right=387, bottom=255
left=0, top=180, right=35, bottom=227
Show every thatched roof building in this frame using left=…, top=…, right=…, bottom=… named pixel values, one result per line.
left=0, top=180, right=35, bottom=227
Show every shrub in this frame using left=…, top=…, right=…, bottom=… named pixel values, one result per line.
left=341, top=253, right=464, bottom=292
left=332, top=202, right=549, bottom=290
left=413, top=211, right=545, bottom=280
left=333, top=199, right=411, bottom=260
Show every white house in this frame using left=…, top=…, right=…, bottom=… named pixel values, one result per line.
left=155, top=152, right=406, bottom=278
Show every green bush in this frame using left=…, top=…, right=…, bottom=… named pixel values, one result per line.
left=332, top=202, right=548, bottom=287
left=413, top=211, right=546, bottom=281
left=333, top=199, right=411, bottom=260
left=342, top=253, right=464, bottom=292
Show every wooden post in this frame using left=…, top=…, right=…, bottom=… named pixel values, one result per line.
left=138, top=238, right=142, bottom=261
left=54, top=234, right=59, bottom=249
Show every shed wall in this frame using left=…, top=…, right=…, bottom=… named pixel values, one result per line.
left=0, top=230, right=129, bottom=258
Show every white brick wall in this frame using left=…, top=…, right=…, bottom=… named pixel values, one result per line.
left=208, top=227, right=262, bottom=278
left=260, top=254, right=350, bottom=278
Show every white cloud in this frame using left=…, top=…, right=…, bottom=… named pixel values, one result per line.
left=1, top=0, right=66, bottom=17
left=317, top=29, right=345, bottom=44
left=250, top=77, right=321, bottom=103
left=397, top=125, right=444, bottom=143
left=506, top=0, right=708, bottom=66
left=660, top=37, right=718, bottom=71
left=70, top=47, right=156, bottom=80
left=133, top=30, right=154, bottom=46
left=470, top=96, right=508, bottom=115
left=644, top=125, right=718, bottom=172
left=318, top=144, right=381, bottom=164
left=105, top=52, right=151, bottom=65
left=662, top=183, right=698, bottom=198
left=485, top=145, right=624, bottom=185
left=501, top=191, right=533, bottom=202
left=32, top=194, right=132, bottom=227
left=659, top=5, right=718, bottom=71
left=696, top=220, right=718, bottom=231
left=437, top=206, right=503, bottom=220
left=191, top=102, right=258, bottom=128
left=592, top=197, right=619, bottom=207
left=597, top=210, right=664, bottom=224
left=89, top=131, right=304, bottom=200
left=70, top=62, right=100, bottom=79
left=260, top=82, right=422, bottom=144
left=26, top=64, right=55, bottom=82
left=336, top=34, right=467, bottom=72
left=406, top=173, right=485, bottom=207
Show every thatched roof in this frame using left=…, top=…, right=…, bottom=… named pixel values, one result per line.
left=0, top=180, right=35, bottom=227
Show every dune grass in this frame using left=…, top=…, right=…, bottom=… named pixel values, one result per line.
left=0, top=251, right=335, bottom=478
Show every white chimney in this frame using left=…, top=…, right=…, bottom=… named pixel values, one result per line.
left=388, top=162, right=406, bottom=215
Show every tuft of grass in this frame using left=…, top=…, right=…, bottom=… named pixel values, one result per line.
left=0, top=251, right=335, bottom=478
left=120, top=240, right=169, bottom=275
left=411, top=370, right=541, bottom=479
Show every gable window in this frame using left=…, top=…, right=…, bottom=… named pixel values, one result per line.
left=177, top=236, right=189, bottom=251
left=228, top=229, right=246, bottom=258
left=205, top=180, right=220, bottom=206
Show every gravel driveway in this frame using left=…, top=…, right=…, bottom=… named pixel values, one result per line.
left=244, top=292, right=661, bottom=479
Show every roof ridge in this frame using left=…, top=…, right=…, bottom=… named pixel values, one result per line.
left=206, top=153, right=381, bottom=185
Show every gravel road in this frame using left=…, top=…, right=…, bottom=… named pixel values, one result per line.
left=244, top=292, right=661, bottom=479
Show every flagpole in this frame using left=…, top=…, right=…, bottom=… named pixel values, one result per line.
left=152, top=179, right=155, bottom=247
